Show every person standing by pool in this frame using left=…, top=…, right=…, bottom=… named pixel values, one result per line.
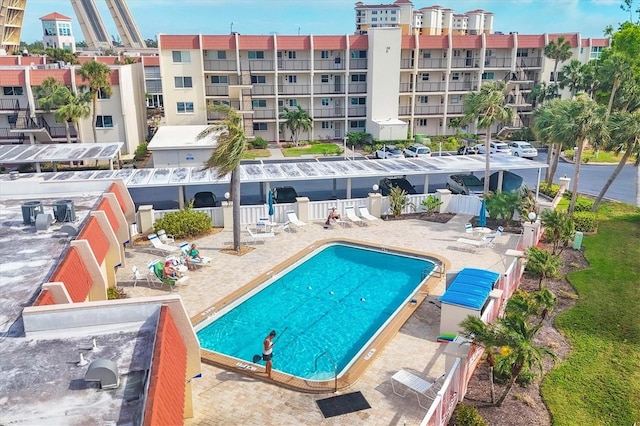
left=263, top=330, right=276, bottom=378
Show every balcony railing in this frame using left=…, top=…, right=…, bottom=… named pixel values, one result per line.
left=251, top=85, right=275, bottom=95
left=518, top=57, right=542, bottom=68
left=348, top=83, right=367, bottom=94
left=448, top=81, right=475, bottom=91
left=447, top=104, right=464, bottom=114
left=49, top=124, right=78, bottom=139
left=484, top=57, right=512, bottom=68
left=313, top=107, right=345, bottom=118
left=400, top=59, right=414, bottom=69
left=347, top=106, right=366, bottom=117
left=253, top=109, right=277, bottom=119
left=0, top=127, right=23, bottom=140
left=314, top=84, right=345, bottom=94
left=0, top=99, right=21, bottom=111
left=418, top=58, right=447, bottom=69
left=414, top=105, right=444, bottom=115
left=451, top=57, right=481, bottom=69
left=278, top=59, right=311, bottom=71
left=205, top=86, right=229, bottom=96
left=203, top=60, right=237, bottom=71
left=415, top=82, right=446, bottom=92
left=314, top=59, right=345, bottom=70
left=349, top=59, right=367, bottom=70
left=248, top=60, right=274, bottom=71
left=144, top=70, right=161, bottom=79
left=277, top=85, right=310, bottom=95
left=398, top=106, right=412, bottom=115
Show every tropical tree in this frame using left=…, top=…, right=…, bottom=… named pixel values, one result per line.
left=459, top=316, right=500, bottom=403
left=36, top=77, right=90, bottom=144
left=592, top=109, right=640, bottom=210
left=525, top=246, right=563, bottom=290
left=529, top=82, right=557, bottom=107
left=463, top=81, right=514, bottom=194
left=558, top=59, right=585, bottom=97
left=598, top=52, right=635, bottom=118
left=532, top=98, right=562, bottom=186
left=540, top=209, right=575, bottom=254
left=279, top=105, right=312, bottom=146
left=78, top=60, right=113, bottom=143
left=197, top=104, right=247, bottom=252
left=448, top=117, right=464, bottom=135
left=36, top=77, right=70, bottom=112
left=56, top=92, right=91, bottom=143
left=543, top=35, right=573, bottom=94
left=44, top=47, right=79, bottom=65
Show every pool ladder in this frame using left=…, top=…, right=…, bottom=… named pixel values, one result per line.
left=314, top=351, right=338, bottom=393
left=422, top=263, right=445, bottom=281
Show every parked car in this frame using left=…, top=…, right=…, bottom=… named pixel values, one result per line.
left=192, top=191, right=217, bottom=208
left=271, top=186, right=299, bottom=203
left=457, top=145, right=479, bottom=155
left=482, top=171, right=524, bottom=193
left=508, top=141, right=538, bottom=158
left=379, top=177, right=417, bottom=196
left=446, top=174, right=484, bottom=195
left=475, top=141, right=512, bottom=155
left=375, top=145, right=404, bottom=159
left=403, top=144, right=432, bottom=158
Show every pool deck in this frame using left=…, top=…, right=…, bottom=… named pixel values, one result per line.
left=117, top=214, right=521, bottom=425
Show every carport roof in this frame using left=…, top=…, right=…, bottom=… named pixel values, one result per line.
left=0, top=155, right=548, bottom=188
left=0, top=143, right=123, bottom=164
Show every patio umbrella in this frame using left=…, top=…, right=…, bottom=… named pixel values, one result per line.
left=268, top=190, right=275, bottom=218
left=478, top=198, right=487, bottom=228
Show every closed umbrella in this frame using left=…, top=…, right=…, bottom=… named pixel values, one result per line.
left=268, top=190, right=275, bottom=218
left=478, top=198, right=487, bottom=228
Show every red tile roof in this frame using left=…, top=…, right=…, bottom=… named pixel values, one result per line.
left=40, top=12, right=72, bottom=21
left=107, top=183, right=127, bottom=216
left=0, top=69, right=25, bottom=86
left=77, top=217, right=109, bottom=265
left=517, top=34, right=545, bottom=48
left=143, top=306, right=187, bottom=426
left=0, top=56, right=19, bottom=65
left=419, top=35, right=448, bottom=49
left=548, top=33, right=578, bottom=48
left=142, top=56, right=160, bottom=66
left=277, top=36, right=311, bottom=50
left=97, top=197, right=120, bottom=233
left=590, top=38, right=609, bottom=47
left=485, top=34, right=514, bottom=49
left=401, top=35, right=416, bottom=49
left=30, top=69, right=73, bottom=86
left=160, top=35, right=200, bottom=49
left=51, top=247, right=92, bottom=303
left=238, top=35, right=274, bottom=50
left=313, top=35, right=347, bottom=50
left=350, top=35, right=369, bottom=50
left=202, top=35, right=236, bottom=50
left=452, top=35, right=482, bottom=49
left=34, top=289, right=55, bottom=306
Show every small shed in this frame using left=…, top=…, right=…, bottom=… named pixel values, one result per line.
left=147, top=125, right=219, bottom=167
left=439, top=268, right=500, bottom=336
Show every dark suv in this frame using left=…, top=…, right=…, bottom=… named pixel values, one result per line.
left=378, top=177, right=417, bottom=196
left=192, top=191, right=217, bottom=208
left=271, top=186, right=299, bottom=203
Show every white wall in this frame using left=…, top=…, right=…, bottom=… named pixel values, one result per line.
left=151, top=148, right=213, bottom=167
left=367, top=28, right=402, bottom=126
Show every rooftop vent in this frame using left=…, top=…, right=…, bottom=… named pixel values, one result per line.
left=21, top=201, right=44, bottom=225
left=35, top=213, right=54, bottom=232
left=60, top=223, right=80, bottom=237
left=84, top=358, right=120, bottom=390
left=53, top=199, right=76, bottom=222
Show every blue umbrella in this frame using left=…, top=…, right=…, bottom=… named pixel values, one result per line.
left=478, top=198, right=487, bottom=227
left=268, top=190, right=275, bottom=217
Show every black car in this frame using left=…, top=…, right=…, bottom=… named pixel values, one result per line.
left=271, top=186, right=299, bottom=203
left=192, top=191, right=217, bottom=208
left=482, top=171, right=524, bottom=193
left=378, top=177, right=418, bottom=196
left=457, top=138, right=479, bottom=155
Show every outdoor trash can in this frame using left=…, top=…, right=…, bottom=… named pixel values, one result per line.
left=573, top=231, right=584, bottom=250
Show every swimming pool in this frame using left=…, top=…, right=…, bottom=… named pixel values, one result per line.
left=196, top=242, right=440, bottom=387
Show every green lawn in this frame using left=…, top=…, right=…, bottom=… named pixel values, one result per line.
left=541, top=202, right=640, bottom=425
left=564, top=149, right=634, bottom=164
left=282, top=143, right=342, bottom=157
left=242, top=149, right=270, bottom=160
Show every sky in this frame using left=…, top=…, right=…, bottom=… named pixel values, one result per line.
left=19, top=0, right=629, bottom=44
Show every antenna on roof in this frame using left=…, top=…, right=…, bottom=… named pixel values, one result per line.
left=78, top=352, right=89, bottom=366
left=92, top=338, right=98, bottom=351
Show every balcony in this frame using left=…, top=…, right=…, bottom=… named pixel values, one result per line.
left=0, top=127, right=23, bottom=141
left=315, top=59, right=345, bottom=70
left=484, top=57, right=512, bottom=68
left=400, top=59, right=414, bottom=69
left=418, top=58, right=447, bottom=69
left=349, top=59, right=367, bottom=70
left=278, top=59, right=311, bottom=71
left=398, top=106, right=412, bottom=116
left=0, top=99, right=21, bottom=111
left=253, top=109, right=277, bottom=119
left=314, top=107, right=345, bottom=118
left=277, top=85, right=310, bottom=95
left=451, top=58, right=480, bottom=69
left=447, top=105, right=464, bottom=114
left=414, top=105, right=444, bottom=115
left=314, top=84, right=345, bottom=95
left=448, top=81, right=475, bottom=91
left=347, top=106, right=366, bottom=117
left=144, top=70, right=161, bottom=79
left=415, top=82, right=446, bottom=92
left=203, top=60, right=237, bottom=72
left=348, top=83, right=367, bottom=94
left=518, top=57, right=542, bottom=68
left=205, top=86, right=229, bottom=96
left=251, top=85, right=275, bottom=95
left=248, top=60, right=274, bottom=71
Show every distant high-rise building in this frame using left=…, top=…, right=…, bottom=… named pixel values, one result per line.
left=70, top=0, right=146, bottom=49
left=0, top=0, right=27, bottom=54
left=41, top=12, right=76, bottom=52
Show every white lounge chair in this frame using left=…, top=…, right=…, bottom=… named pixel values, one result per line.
left=157, top=229, right=175, bottom=244
left=148, top=234, right=183, bottom=255
left=286, top=210, right=307, bottom=229
left=179, top=242, right=212, bottom=269
left=345, top=206, right=364, bottom=226
left=391, top=370, right=446, bottom=409
left=147, top=260, right=189, bottom=291
left=131, top=266, right=150, bottom=287
left=464, top=223, right=473, bottom=234
left=457, top=237, right=492, bottom=250
left=246, top=226, right=275, bottom=244
left=358, top=206, right=381, bottom=224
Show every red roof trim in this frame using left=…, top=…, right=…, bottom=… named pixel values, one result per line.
left=51, top=247, right=92, bottom=303
left=34, top=289, right=55, bottom=306
left=77, top=217, right=109, bottom=265
left=40, top=12, right=72, bottom=21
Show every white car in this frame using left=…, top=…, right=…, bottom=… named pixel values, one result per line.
left=509, top=141, right=538, bottom=158
left=403, top=144, right=432, bottom=158
left=375, top=145, right=404, bottom=159
left=475, top=141, right=512, bottom=155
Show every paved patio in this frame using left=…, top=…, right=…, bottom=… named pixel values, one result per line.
left=117, top=214, right=521, bottom=425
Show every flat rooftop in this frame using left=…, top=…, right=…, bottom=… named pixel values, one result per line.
left=147, top=125, right=217, bottom=150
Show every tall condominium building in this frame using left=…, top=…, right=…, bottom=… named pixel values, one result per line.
left=157, top=29, right=607, bottom=143
left=0, top=0, right=27, bottom=54
left=355, top=1, right=493, bottom=36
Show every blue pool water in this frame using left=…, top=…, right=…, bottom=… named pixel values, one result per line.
left=197, top=243, right=435, bottom=379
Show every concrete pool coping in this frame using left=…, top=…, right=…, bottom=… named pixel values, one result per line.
left=190, top=238, right=451, bottom=392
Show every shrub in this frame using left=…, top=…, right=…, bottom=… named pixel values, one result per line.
left=282, top=142, right=294, bottom=148
left=388, top=186, right=415, bottom=217
left=153, top=206, right=212, bottom=238
left=485, top=191, right=522, bottom=221
left=573, top=196, right=594, bottom=212
left=573, top=211, right=598, bottom=232
left=250, top=136, right=268, bottom=149
left=107, top=287, right=127, bottom=300
left=134, top=141, right=148, bottom=161
left=421, top=195, right=443, bottom=213
left=539, top=182, right=560, bottom=198
left=494, top=358, right=536, bottom=387
left=452, top=403, right=488, bottom=426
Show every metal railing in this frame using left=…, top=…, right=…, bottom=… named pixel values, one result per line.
left=277, top=85, right=311, bottom=95
left=314, top=84, right=345, bottom=94
left=314, top=59, right=345, bottom=70
left=278, top=59, right=311, bottom=71
left=0, top=99, right=20, bottom=111
left=203, top=60, right=237, bottom=71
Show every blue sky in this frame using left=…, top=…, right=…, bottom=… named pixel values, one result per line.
left=21, top=0, right=627, bottom=43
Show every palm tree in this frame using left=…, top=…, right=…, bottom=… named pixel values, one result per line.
left=592, top=109, right=640, bottom=210
left=540, top=209, right=575, bottom=255
left=532, top=99, right=563, bottom=186
left=279, top=106, right=313, bottom=146
left=36, top=76, right=69, bottom=111
left=459, top=316, right=500, bottom=404
left=525, top=246, right=563, bottom=290
left=78, top=60, right=113, bottom=143
left=543, top=35, right=573, bottom=94
left=56, top=92, right=91, bottom=143
left=558, top=59, right=584, bottom=97
left=529, top=82, right=557, bottom=107
left=197, top=104, right=246, bottom=252
left=598, top=52, right=634, bottom=118
left=463, top=81, right=514, bottom=194
left=36, top=77, right=90, bottom=144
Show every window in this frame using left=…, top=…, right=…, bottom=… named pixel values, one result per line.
left=211, top=75, right=228, bottom=84
left=252, top=99, right=267, bottom=108
left=481, top=72, right=494, bottom=80
left=174, top=76, right=193, bottom=88
left=321, top=75, right=329, bottom=83
left=251, top=75, right=266, bottom=84
left=453, top=50, right=461, bottom=57
left=288, top=51, right=297, bottom=59
left=590, top=46, right=603, bottom=59
left=486, top=49, right=494, bottom=57
left=97, top=88, right=110, bottom=99
left=321, top=98, right=330, bottom=106
left=452, top=72, right=460, bottom=81
left=3, top=86, right=23, bottom=96
left=372, top=10, right=378, bottom=14
left=349, top=120, right=366, bottom=129
left=417, top=118, right=427, bottom=126
left=450, top=95, right=460, bottom=104
left=321, top=121, right=331, bottom=129
left=253, top=123, right=268, bottom=131
left=350, top=97, right=366, bottom=105
left=422, top=50, right=431, bottom=59
left=248, top=51, right=265, bottom=59
left=95, top=115, right=113, bottom=128
left=172, top=51, right=191, bottom=63
left=288, top=99, right=298, bottom=107
left=321, top=50, right=329, bottom=59
left=58, top=23, right=71, bottom=36
left=390, top=17, right=396, bottom=21
left=516, top=48, right=528, bottom=57
left=372, top=17, right=377, bottom=22
left=351, top=50, right=367, bottom=59
left=215, top=50, right=226, bottom=59
left=177, top=102, right=194, bottom=114
left=391, top=10, right=396, bottom=14
left=288, top=75, right=297, bottom=83
left=421, top=73, right=430, bottom=81
left=351, top=74, right=366, bottom=82
left=419, top=96, right=428, bottom=104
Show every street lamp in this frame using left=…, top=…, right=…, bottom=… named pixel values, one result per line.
left=372, top=184, right=379, bottom=193
left=528, top=211, right=537, bottom=223
left=224, top=192, right=231, bottom=202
